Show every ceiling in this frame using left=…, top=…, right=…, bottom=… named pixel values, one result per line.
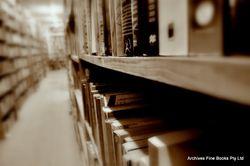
left=17, top=0, right=65, bottom=33
left=17, top=0, right=63, bottom=5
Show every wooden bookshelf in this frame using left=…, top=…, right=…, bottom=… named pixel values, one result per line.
left=0, top=0, right=48, bottom=138
left=80, top=54, right=250, bottom=106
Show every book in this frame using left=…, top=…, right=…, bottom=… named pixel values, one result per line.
left=224, top=0, right=250, bottom=54
left=123, top=130, right=167, bottom=143
left=102, top=91, right=145, bottom=107
left=95, top=0, right=106, bottom=56
left=108, top=0, right=117, bottom=56
left=139, top=155, right=149, bottom=166
left=120, top=0, right=158, bottom=56
left=101, top=106, right=147, bottom=166
left=121, top=0, right=133, bottom=56
left=158, top=0, right=223, bottom=56
left=103, top=0, right=112, bottom=56
left=86, top=141, right=99, bottom=166
left=122, top=139, right=148, bottom=154
left=112, top=119, right=167, bottom=166
left=114, top=0, right=124, bottom=56
left=148, top=129, right=200, bottom=166
left=90, top=0, right=98, bottom=55
left=123, top=148, right=148, bottom=166
left=145, top=0, right=158, bottom=56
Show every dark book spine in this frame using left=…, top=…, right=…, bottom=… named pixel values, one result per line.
left=131, top=0, right=139, bottom=56
left=122, top=0, right=133, bottom=56
left=146, top=0, right=159, bottom=56
left=131, top=0, right=149, bottom=56
left=103, top=0, right=112, bottom=56
left=224, top=0, right=250, bottom=55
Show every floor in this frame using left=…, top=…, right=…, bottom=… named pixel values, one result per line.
left=0, top=69, right=83, bottom=166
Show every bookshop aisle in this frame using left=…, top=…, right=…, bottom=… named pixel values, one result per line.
left=0, top=70, right=83, bottom=166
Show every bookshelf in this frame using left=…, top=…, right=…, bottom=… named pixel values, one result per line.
left=80, top=54, right=250, bottom=106
left=0, top=0, right=48, bottom=139
left=68, top=54, right=250, bottom=166
left=66, top=0, right=250, bottom=165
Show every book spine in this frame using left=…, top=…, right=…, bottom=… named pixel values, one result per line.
left=106, top=119, right=118, bottom=166
left=94, top=95, right=107, bottom=164
left=85, top=0, right=92, bottom=55
left=114, top=132, right=129, bottom=166
left=133, top=0, right=150, bottom=56
left=104, top=92, right=144, bottom=107
left=108, top=0, right=117, bottom=56
left=122, top=0, right=133, bottom=56
left=82, top=83, right=91, bottom=123
left=122, top=139, right=148, bottom=154
left=224, top=0, right=250, bottom=54
left=103, top=0, right=112, bottom=56
left=96, top=0, right=106, bottom=56
left=146, top=0, right=158, bottom=56
left=114, top=0, right=125, bottom=56
left=90, top=0, right=98, bottom=55
left=131, top=0, right=139, bottom=56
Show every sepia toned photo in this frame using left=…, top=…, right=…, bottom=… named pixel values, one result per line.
left=0, top=0, right=249, bottom=166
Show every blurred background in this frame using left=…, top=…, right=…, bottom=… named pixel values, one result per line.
left=18, top=0, right=66, bottom=68
left=1, top=0, right=250, bottom=166
left=0, top=0, right=78, bottom=166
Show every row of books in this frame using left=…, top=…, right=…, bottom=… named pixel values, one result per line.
left=0, top=0, right=43, bottom=41
left=0, top=0, right=47, bottom=139
left=72, top=0, right=250, bottom=57
left=1, top=55, right=46, bottom=78
left=0, top=0, right=46, bottom=59
left=0, top=59, right=13, bottom=76
left=80, top=69, right=204, bottom=166
left=72, top=63, right=250, bottom=166
left=0, top=73, right=16, bottom=96
left=0, top=92, right=14, bottom=117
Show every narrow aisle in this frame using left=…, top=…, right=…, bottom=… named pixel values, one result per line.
left=0, top=70, right=83, bottom=166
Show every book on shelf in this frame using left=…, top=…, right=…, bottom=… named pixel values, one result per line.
left=114, top=0, right=124, bottom=56
left=158, top=0, right=223, bottom=56
left=103, top=0, right=112, bottom=56
left=102, top=91, right=145, bottom=107
left=120, top=0, right=158, bottom=56
left=148, top=129, right=200, bottom=166
left=224, top=0, right=250, bottom=55
left=86, top=141, right=99, bottom=166
left=84, top=81, right=148, bottom=166
left=111, top=118, right=168, bottom=166
left=123, top=148, right=148, bottom=166
left=95, top=0, right=106, bottom=56
left=123, top=130, right=167, bottom=143
left=107, top=0, right=117, bottom=56
left=101, top=109, right=148, bottom=166
left=90, top=0, right=98, bottom=55
left=79, top=0, right=250, bottom=57
left=121, top=0, right=133, bottom=56
left=138, top=155, right=149, bottom=166
left=122, top=139, right=148, bottom=154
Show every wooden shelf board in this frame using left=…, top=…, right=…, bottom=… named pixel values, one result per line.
left=80, top=54, right=250, bottom=105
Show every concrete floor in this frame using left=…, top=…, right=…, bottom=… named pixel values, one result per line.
left=0, top=70, right=83, bottom=166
